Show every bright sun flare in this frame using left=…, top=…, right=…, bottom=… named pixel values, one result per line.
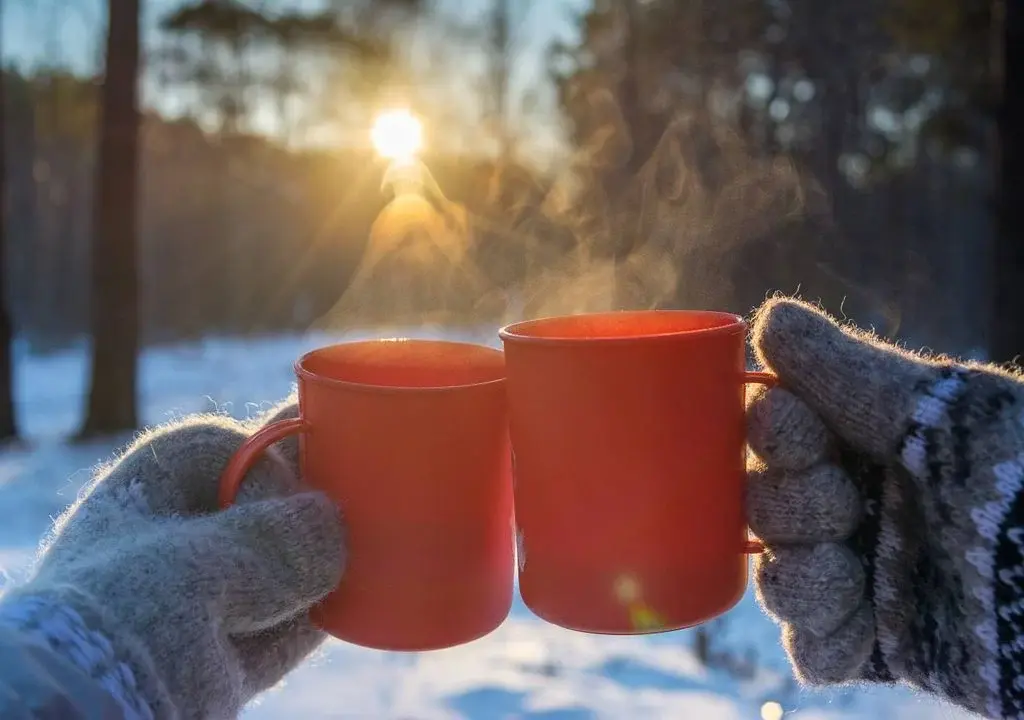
left=371, top=109, right=423, bottom=161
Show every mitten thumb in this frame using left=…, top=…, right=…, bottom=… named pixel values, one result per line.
left=751, top=298, right=944, bottom=460
left=186, top=491, right=345, bottom=634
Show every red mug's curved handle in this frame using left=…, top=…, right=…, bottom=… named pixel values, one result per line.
left=744, top=371, right=777, bottom=388
left=742, top=371, right=778, bottom=555
left=219, top=417, right=308, bottom=509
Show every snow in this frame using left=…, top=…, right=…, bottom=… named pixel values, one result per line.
left=0, top=328, right=973, bottom=719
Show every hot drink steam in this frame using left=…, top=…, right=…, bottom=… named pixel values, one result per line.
left=312, top=110, right=811, bottom=335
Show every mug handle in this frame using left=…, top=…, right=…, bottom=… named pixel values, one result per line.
left=742, top=371, right=778, bottom=554
left=218, top=417, right=309, bottom=509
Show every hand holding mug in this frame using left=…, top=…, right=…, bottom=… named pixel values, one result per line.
left=747, top=298, right=1024, bottom=720
left=0, top=413, right=343, bottom=719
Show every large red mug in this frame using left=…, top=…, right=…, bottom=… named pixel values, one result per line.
left=218, top=339, right=514, bottom=651
left=499, top=311, right=773, bottom=634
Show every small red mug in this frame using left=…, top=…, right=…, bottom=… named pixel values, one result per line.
left=218, top=339, right=514, bottom=651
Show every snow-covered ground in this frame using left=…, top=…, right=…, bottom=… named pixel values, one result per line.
left=0, top=328, right=972, bottom=719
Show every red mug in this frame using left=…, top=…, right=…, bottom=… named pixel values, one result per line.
left=499, top=311, right=773, bottom=634
left=218, top=339, right=514, bottom=651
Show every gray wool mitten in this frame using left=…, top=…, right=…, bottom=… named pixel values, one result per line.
left=746, top=298, right=1024, bottom=720
left=0, top=399, right=344, bottom=719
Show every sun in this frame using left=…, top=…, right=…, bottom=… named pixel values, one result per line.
left=371, top=109, right=423, bottom=162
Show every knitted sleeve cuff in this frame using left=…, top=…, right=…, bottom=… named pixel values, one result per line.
left=0, top=594, right=155, bottom=719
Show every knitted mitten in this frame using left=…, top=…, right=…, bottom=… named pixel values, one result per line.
left=747, top=298, right=1024, bottom=720
left=0, top=402, right=343, bottom=719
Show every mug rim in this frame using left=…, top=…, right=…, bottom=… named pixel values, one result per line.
left=293, top=338, right=506, bottom=393
left=498, top=310, right=745, bottom=346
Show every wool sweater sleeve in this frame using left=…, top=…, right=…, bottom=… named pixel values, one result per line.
left=0, top=597, right=146, bottom=719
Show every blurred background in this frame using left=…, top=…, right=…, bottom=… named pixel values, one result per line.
left=0, top=0, right=1014, bottom=717
left=1, top=0, right=1014, bottom=438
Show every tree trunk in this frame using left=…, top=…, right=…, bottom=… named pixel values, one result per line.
left=992, top=0, right=1024, bottom=363
left=79, top=0, right=141, bottom=437
left=0, top=6, right=19, bottom=442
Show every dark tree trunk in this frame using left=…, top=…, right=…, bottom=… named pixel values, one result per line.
left=992, top=0, right=1024, bottom=363
left=0, top=1, right=19, bottom=442
left=79, top=0, right=141, bottom=437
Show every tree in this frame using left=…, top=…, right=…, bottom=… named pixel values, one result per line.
left=27, top=71, right=99, bottom=350
left=550, top=0, right=792, bottom=312
left=159, top=0, right=424, bottom=136
left=79, top=0, right=141, bottom=437
left=157, top=0, right=424, bottom=331
left=886, top=0, right=1013, bottom=359
left=488, top=0, right=531, bottom=158
left=0, top=0, right=18, bottom=443
left=992, top=0, right=1024, bottom=363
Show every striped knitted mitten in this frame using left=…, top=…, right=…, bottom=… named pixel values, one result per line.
left=746, top=298, right=1024, bottom=720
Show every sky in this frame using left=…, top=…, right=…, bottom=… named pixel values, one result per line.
left=2, top=0, right=586, bottom=159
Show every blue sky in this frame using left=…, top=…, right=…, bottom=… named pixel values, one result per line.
left=4, top=0, right=585, bottom=158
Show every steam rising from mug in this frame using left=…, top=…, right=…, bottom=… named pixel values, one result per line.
left=312, top=112, right=809, bottom=333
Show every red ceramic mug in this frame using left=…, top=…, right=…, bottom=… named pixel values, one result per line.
left=218, top=339, right=514, bottom=651
left=500, top=311, right=774, bottom=634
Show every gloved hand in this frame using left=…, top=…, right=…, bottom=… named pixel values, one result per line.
left=746, top=298, right=1024, bottom=719
left=0, top=397, right=344, bottom=719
